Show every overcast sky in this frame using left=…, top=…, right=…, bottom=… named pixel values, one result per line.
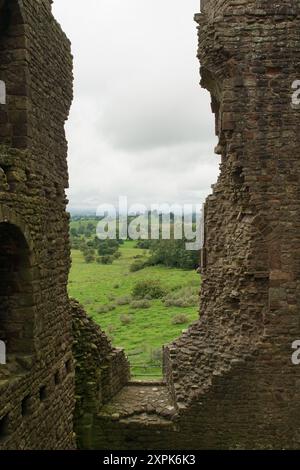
left=52, top=0, right=219, bottom=213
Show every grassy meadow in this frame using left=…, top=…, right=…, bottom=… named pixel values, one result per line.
left=69, top=240, right=200, bottom=379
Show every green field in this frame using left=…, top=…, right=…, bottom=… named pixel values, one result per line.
left=69, top=240, right=199, bottom=379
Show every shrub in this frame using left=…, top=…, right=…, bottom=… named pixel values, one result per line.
left=149, top=238, right=200, bottom=270
left=130, top=300, right=151, bottom=309
left=130, top=260, right=146, bottom=272
left=100, top=255, right=114, bottom=265
left=135, top=239, right=152, bottom=249
left=132, top=279, right=166, bottom=300
left=106, top=324, right=116, bottom=337
left=113, top=252, right=122, bottom=259
left=172, top=313, right=189, bottom=325
left=143, top=294, right=152, bottom=301
left=84, top=253, right=95, bottom=263
left=120, top=314, right=133, bottom=325
left=115, top=295, right=131, bottom=306
left=113, top=283, right=120, bottom=289
left=96, top=239, right=119, bottom=256
left=163, top=286, right=198, bottom=308
left=96, top=303, right=116, bottom=313
left=96, top=305, right=110, bottom=314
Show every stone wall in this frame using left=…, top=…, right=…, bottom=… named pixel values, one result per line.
left=0, top=0, right=74, bottom=449
left=164, top=0, right=300, bottom=448
left=71, top=300, right=130, bottom=449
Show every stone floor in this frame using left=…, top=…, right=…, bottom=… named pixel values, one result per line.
left=98, top=382, right=178, bottom=426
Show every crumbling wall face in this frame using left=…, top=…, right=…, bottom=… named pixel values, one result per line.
left=71, top=301, right=130, bottom=449
left=0, top=0, right=74, bottom=450
left=161, top=0, right=300, bottom=449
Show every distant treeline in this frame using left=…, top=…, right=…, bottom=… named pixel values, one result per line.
left=70, top=216, right=200, bottom=270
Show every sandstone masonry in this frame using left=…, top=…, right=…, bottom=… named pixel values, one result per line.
left=0, top=0, right=74, bottom=449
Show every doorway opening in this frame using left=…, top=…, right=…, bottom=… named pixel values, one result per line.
left=0, top=222, right=34, bottom=372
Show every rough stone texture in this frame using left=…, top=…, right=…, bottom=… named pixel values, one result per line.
left=162, top=0, right=300, bottom=448
left=0, top=0, right=74, bottom=449
left=90, top=0, right=300, bottom=449
left=94, top=384, right=177, bottom=450
left=71, top=300, right=130, bottom=449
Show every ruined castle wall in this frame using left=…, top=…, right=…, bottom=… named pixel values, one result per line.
left=162, top=0, right=300, bottom=448
left=72, top=301, right=130, bottom=449
left=0, top=0, right=74, bottom=449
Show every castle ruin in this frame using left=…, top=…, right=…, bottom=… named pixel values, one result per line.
left=1, top=0, right=300, bottom=450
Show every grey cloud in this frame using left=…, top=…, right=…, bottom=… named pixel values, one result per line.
left=52, top=0, right=218, bottom=212
left=99, top=90, right=215, bottom=151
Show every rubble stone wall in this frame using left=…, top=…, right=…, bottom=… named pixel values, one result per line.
left=71, top=300, right=130, bottom=449
left=162, top=0, right=300, bottom=449
left=0, top=0, right=74, bottom=450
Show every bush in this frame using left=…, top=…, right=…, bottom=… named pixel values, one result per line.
left=113, top=283, right=120, bottom=289
left=163, top=286, right=198, bottom=308
left=135, top=239, right=152, bottom=249
left=84, top=253, right=95, bottom=263
left=172, top=313, right=189, bottom=325
left=130, top=299, right=151, bottom=309
left=96, top=239, right=119, bottom=256
left=96, top=305, right=110, bottom=314
left=120, top=314, right=133, bottom=325
left=148, top=239, right=200, bottom=270
left=130, top=260, right=147, bottom=272
left=132, top=279, right=166, bottom=300
left=100, top=255, right=114, bottom=265
left=164, top=298, right=198, bottom=307
left=106, top=324, right=116, bottom=338
left=115, top=295, right=131, bottom=306
left=143, top=294, right=153, bottom=301
left=96, top=303, right=116, bottom=313
left=113, top=252, right=122, bottom=259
